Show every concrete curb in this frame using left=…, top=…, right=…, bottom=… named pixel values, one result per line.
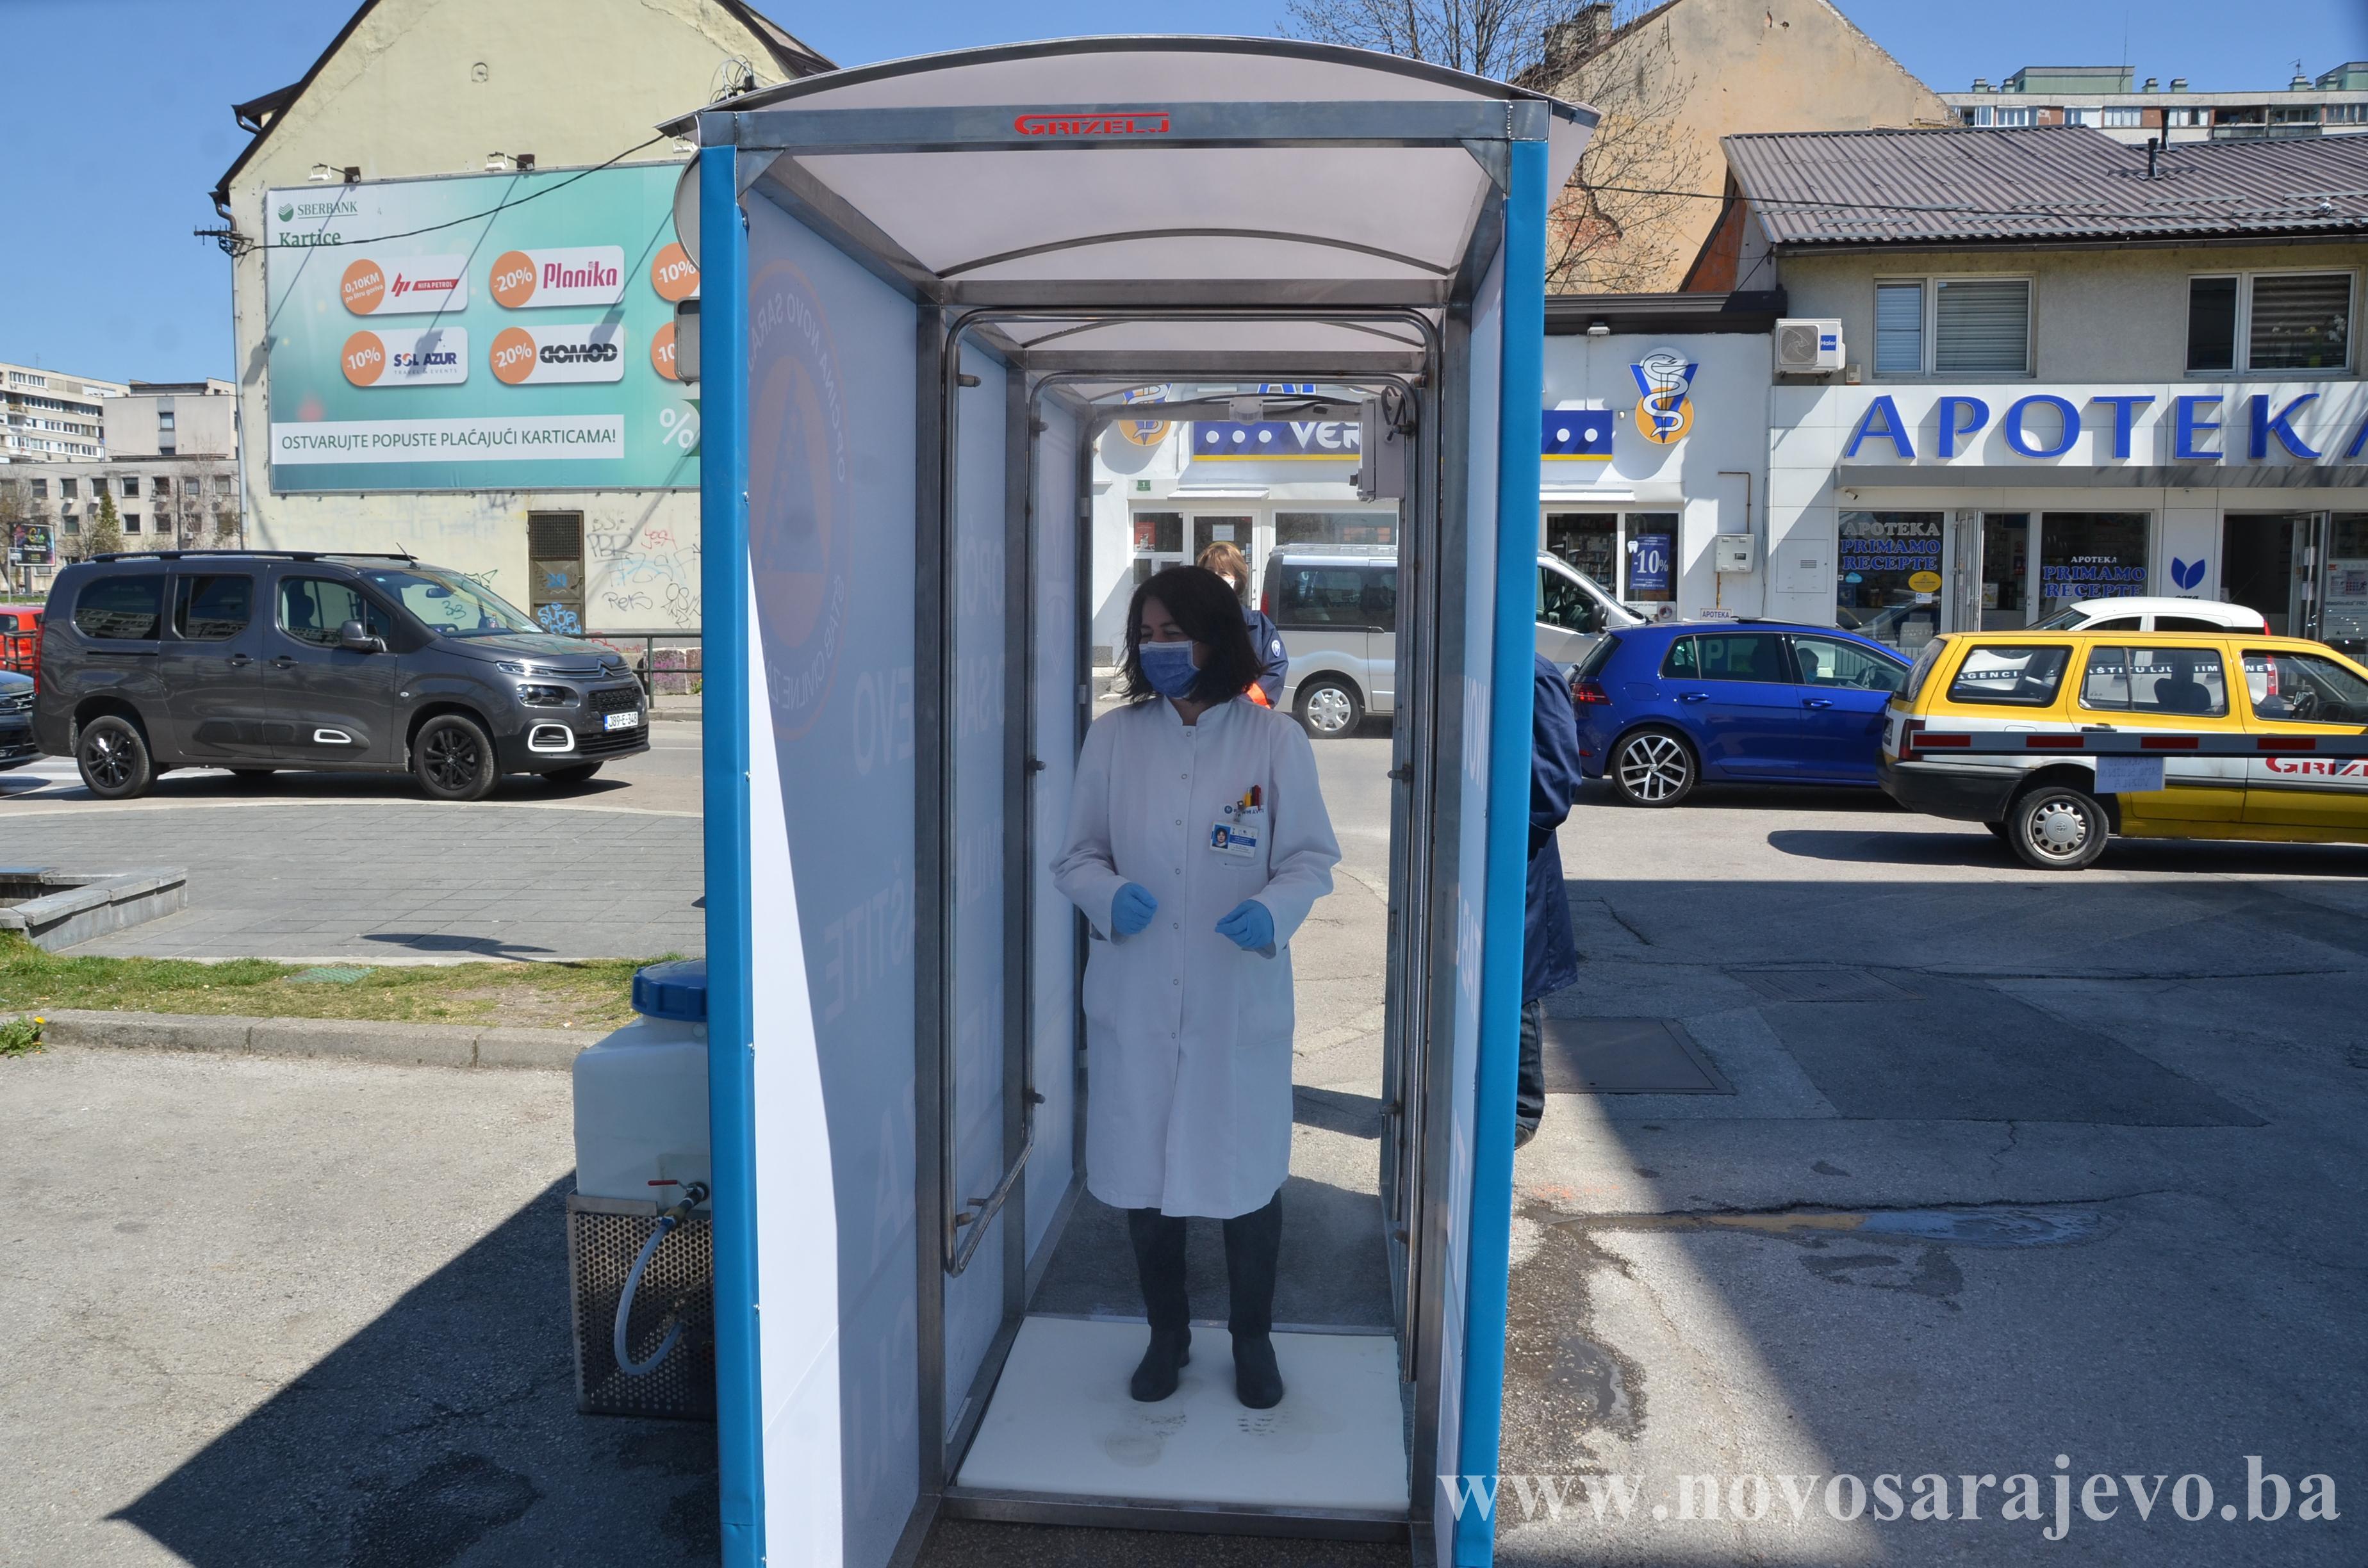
left=41, top=1009, right=588, bottom=1072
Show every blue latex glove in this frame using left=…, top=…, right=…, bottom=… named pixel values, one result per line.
left=1214, top=899, right=1275, bottom=953
left=1110, top=882, right=1158, bottom=937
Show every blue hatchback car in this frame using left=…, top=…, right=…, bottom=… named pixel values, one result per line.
left=1569, top=619, right=1910, bottom=806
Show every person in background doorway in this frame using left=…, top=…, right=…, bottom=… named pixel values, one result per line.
left=1197, top=540, right=1288, bottom=707
left=1052, top=564, right=1341, bottom=1410
left=1518, top=651, right=1583, bottom=1148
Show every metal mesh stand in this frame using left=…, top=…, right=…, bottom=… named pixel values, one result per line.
left=567, top=1194, right=717, bottom=1420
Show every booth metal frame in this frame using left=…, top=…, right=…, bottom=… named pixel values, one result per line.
left=680, top=40, right=1591, bottom=1567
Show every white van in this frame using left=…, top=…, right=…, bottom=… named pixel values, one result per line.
left=1261, top=547, right=1639, bottom=736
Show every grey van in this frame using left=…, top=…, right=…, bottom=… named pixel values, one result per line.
left=1260, top=546, right=1639, bottom=737
left=36, top=550, right=648, bottom=802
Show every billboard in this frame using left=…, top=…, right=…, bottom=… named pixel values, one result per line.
left=263, top=164, right=699, bottom=493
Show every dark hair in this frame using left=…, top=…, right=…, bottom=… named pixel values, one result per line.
left=1121, top=565, right=1260, bottom=706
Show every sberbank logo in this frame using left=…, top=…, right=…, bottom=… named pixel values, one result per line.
left=279, top=197, right=357, bottom=222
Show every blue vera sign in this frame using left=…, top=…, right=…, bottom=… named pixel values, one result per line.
left=1542, top=406, right=1614, bottom=461
left=1190, top=418, right=1360, bottom=459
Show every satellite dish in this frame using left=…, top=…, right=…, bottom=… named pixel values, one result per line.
left=673, top=158, right=701, bottom=270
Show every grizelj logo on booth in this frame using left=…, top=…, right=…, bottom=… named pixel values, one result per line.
left=1013, top=110, right=1171, bottom=136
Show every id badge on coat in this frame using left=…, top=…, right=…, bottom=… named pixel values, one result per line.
left=1209, top=804, right=1263, bottom=860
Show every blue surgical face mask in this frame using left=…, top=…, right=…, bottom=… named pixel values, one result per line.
left=1139, top=639, right=1201, bottom=700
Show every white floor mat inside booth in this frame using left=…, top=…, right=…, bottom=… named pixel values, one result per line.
left=953, top=1315, right=1410, bottom=1512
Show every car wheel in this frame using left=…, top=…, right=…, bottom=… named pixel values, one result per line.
left=2008, top=782, right=2108, bottom=870
left=76, top=714, right=154, bottom=801
left=545, top=763, right=602, bottom=787
left=1610, top=728, right=1695, bottom=807
left=413, top=714, right=498, bottom=803
left=1295, top=677, right=1363, bottom=739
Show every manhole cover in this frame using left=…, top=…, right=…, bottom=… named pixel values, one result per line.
left=288, top=965, right=371, bottom=984
left=1737, top=967, right=1911, bottom=1004
left=1538, top=1018, right=1734, bottom=1095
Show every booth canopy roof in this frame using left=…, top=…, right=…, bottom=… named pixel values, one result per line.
left=673, top=37, right=1591, bottom=361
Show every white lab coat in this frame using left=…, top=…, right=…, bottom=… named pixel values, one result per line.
left=1051, top=696, right=1341, bottom=1218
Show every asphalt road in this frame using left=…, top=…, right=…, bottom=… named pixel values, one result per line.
left=5, top=728, right=2364, bottom=1565
left=0, top=724, right=704, bottom=960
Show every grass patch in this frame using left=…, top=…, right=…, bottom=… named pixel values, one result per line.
left=0, top=935, right=670, bottom=1032
left=0, top=1014, right=42, bottom=1056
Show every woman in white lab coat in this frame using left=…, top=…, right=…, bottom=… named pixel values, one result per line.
left=1052, top=564, right=1341, bottom=1410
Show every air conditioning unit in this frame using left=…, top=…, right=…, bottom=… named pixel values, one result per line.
left=1773, top=318, right=1845, bottom=375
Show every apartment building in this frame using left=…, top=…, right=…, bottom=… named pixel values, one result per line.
left=1944, top=63, right=2368, bottom=145
left=0, top=360, right=126, bottom=462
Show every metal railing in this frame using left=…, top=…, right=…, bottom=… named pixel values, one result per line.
left=582, top=632, right=702, bottom=704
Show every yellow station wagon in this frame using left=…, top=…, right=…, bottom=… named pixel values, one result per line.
left=1880, top=630, right=2368, bottom=870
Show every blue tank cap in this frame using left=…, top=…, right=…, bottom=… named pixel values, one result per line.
left=632, top=959, right=708, bottom=1022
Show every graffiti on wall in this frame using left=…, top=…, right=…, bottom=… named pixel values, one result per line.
left=589, top=521, right=702, bottom=628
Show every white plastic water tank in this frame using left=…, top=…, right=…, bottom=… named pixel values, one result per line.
left=573, top=959, right=710, bottom=1203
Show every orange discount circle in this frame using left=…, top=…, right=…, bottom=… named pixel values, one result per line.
left=341, top=330, right=387, bottom=386
left=341, top=259, right=386, bottom=315
left=650, top=320, right=678, bottom=381
left=649, top=241, right=700, bottom=302
left=489, top=249, right=538, bottom=308
left=489, top=326, right=539, bottom=385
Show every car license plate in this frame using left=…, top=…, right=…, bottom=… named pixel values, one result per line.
left=604, top=710, right=641, bottom=732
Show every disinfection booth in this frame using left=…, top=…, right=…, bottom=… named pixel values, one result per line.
left=670, top=39, right=1591, bottom=1568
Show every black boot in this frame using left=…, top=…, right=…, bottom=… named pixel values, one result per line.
left=1223, top=1190, right=1285, bottom=1409
left=1127, top=1207, right=1191, bottom=1402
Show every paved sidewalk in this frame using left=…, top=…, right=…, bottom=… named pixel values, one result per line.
left=0, top=1045, right=709, bottom=1568
left=0, top=802, right=702, bottom=960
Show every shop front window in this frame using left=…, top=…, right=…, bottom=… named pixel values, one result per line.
left=2037, top=512, right=2150, bottom=617
left=1545, top=512, right=1618, bottom=589
left=1131, top=510, right=1183, bottom=587
left=1836, top=510, right=1945, bottom=652
left=2323, top=514, right=2368, bottom=658
left=1624, top=512, right=1677, bottom=605
left=1274, top=510, right=1395, bottom=549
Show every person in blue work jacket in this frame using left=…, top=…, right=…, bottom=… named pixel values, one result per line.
left=1198, top=541, right=1288, bottom=707
left=1053, top=564, right=1341, bottom=1410
left=1518, top=652, right=1583, bottom=1148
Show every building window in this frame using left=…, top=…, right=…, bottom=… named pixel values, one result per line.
left=2188, top=272, right=2354, bottom=372
left=2329, top=104, right=2368, bottom=125
left=2166, top=108, right=2205, bottom=127
left=158, top=411, right=175, bottom=431
left=1875, top=277, right=2032, bottom=376
left=1875, top=281, right=1923, bottom=374
left=152, top=477, right=170, bottom=496
left=1993, top=106, right=2035, bottom=127
left=2064, top=106, right=2100, bottom=126
left=124, top=514, right=142, bottom=534
left=123, top=475, right=140, bottom=497
left=2102, top=106, right=2143, bottom=127
left=60, top=478, right=76, bottom=499
left=29, top=479, right=45, bottom=500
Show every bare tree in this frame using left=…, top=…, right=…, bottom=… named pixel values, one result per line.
left=1281, top=0, right=1705, bottom=293
left=1541, top=16, right=1706, bottom=292
left=1281, top=0, right=1598, bottom=80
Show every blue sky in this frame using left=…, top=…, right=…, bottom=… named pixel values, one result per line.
left=2, top=0, right=2362, bottom=385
